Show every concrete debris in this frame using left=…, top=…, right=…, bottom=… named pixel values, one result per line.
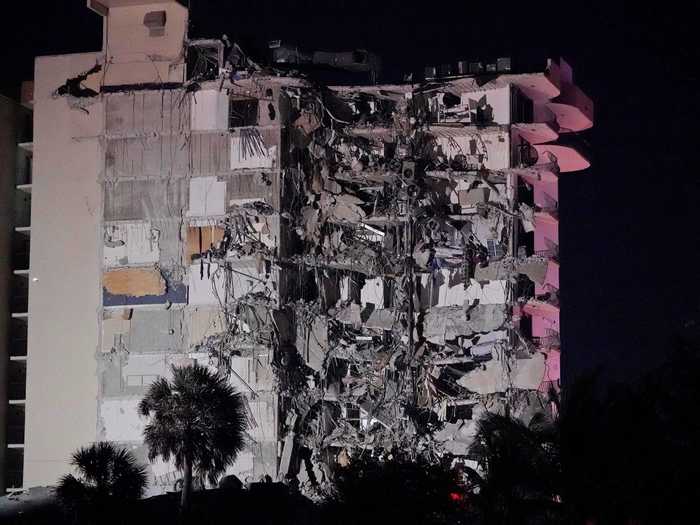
left=424, top=304, right=506, bottom=344
left=474, top=255, right=548, bottom=284
left=88, top=36, right=571, bottom=495
left=457, top=349, right=545, bottom=394
left=433, top=421, right=477, bottom=456
left=333, top=303, right=362, bottom=327
left=517, top=257, right=549, bottom=285
left=458, top=187, right=490, bottom=205
left=294, top=111, right=322, bottom=135
left=364, top=308, right=396, bottom=331
left=519, top=202, right=536, bottom=232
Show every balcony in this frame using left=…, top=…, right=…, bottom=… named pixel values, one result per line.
left=509, top=71, right=561, bottom=102
left=512, top=122, right=558, bottom=145
left=4, top=448, right=24, bottom=491
left=10, top=273, right=29, bottom=314
left=12, top=233, right=30, bottom=270
left=6, top=405, right=25, bottom=445
left=533, top=144, right=590, bottom=173
left=9, top=316, right=28, bottom=359
left=546, top=82, right=594, bottom=133
left=523, top=298, right=560, bottom=338
left=8, top=360, right=27, bottom=401
left=521, top=57, right=593, bottom=134
left=534, top=209, right=558, bottom=225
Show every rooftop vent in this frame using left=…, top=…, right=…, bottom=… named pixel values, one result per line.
left=497, top=57, right=512, bottom=72
left=144, top=10, right=167, bottom=37
left=468, top=62, right=484, bottom=74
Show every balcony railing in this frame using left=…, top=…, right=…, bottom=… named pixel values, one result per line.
left=535, top=249, right=559, bottom=262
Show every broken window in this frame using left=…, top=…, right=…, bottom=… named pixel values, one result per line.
left=486, top=239, right=505, bottom=260
left=445, top=403, right=473, bottom=423
left=519, top=228, right=535, bottom=256
left=342, top=404, right=370, bottom=430
left=229, top=97, right=259, bottom=128
left=143, top=10, right=167, bottom=37
left=511, top=87, right=534, bottom=123
left=515, top=141, right=537, bottom=167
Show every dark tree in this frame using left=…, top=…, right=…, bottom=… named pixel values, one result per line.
left=138, top=363, right=248, bottom=515
left=321, top=453, right=468, bottom=525
left=56, top=442, right=147, bottom=525
left=465, top=411, right=563, bottom=525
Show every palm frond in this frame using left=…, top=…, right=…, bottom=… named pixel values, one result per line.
left=140, top=362, right=249, bottom=485
left=60, top=442, right=148, bottom=507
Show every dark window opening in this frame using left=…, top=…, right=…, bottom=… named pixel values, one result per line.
left=446, top=404, right=473, bottom=423
left=8, top=360, right=26, bottom=401
left=7, top=405, right=25, bottom=444
left=518, top=179, right=535, bottom=208
left=229, top=98, right=259, bottom=128
left=12, top=233, right=30, bottom=270
left=9, top=318, right=27, bottom=358
left=512, top=88, right=533, bottom=123
left=519, top=227, right=535, bottom=257
left=5, top=448, right=24, bottom=489
left=519, top=314, right=533, bottom=340
left=10, top=274, right=29, bottom=313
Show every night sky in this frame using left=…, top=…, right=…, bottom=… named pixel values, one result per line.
left=1, top=1, right=697, bottom=385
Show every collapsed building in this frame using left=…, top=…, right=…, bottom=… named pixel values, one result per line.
left=9, top=0, right=592, bottom=495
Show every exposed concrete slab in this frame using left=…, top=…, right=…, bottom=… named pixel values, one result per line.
left=103, top=221, right=160, bottom=267
left=424, top=304, right=506, bottom=344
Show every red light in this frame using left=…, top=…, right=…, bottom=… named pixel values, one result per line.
left=449, top=492, right=464, bottom=502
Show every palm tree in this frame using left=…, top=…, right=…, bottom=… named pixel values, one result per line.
left=56, top=442, right=147, bottom=524
left=322, top=453, right=468, bottom=525
left=464, top=411, right=562, bottom=525
left=138, top=363, right=247, bottom=514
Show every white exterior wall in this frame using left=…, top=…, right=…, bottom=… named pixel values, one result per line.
left=24, top=52, right=104, bottom=486
left=102, top=2, right=188, bottom=86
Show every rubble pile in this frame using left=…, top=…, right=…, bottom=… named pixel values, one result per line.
left=180, top=44, right=579, bottom=493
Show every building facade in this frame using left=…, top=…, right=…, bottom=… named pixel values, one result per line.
left=0, top=88, right=33, bottom=493
left=10, top=0, right=592, bottom=493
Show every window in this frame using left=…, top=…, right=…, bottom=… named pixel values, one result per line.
left=511, top=88, right=534, bottom=123
left=487, top=239, right=505, bottom=260
left=342, top=404, right=371, bottom=431
left=144, top=10, right=167, bottom=37
left=126, top=374, right=159, bottom=387
left=229, top=98, right=259, bottom=128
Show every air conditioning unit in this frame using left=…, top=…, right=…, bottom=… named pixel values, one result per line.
left=497, top=57, right=512, bottom=72
left=468, top=62, right=484, bottom=74
left=438, top=64, right=452, bottom=77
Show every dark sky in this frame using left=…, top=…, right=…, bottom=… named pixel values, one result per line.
left=1, top=1, right=697, bottom=384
